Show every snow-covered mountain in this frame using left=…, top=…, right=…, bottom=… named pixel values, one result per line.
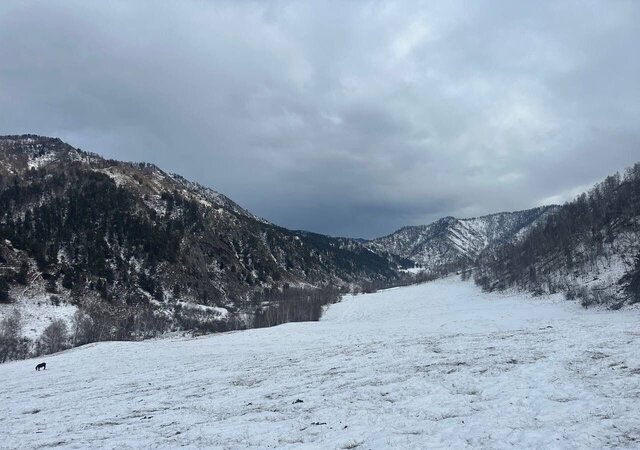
left=0, top=135, right=259, bottom=220
left=475, top=164, right=640, bottom=308
left=367, top=206, right=558, bottom=272
left=0, top=135, right=405, bottom=343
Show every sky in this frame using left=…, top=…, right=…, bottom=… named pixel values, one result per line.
left=1, top=1, right=639, bottom=238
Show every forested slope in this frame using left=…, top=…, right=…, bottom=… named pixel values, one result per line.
left=475, top=163, right=640, bottom=308
left=0, top=135, right=407, bottom=358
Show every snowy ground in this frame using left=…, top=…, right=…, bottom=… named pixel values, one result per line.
left=2, top=278, right=640, bottom=449
left=399, top=267, right=426, bottom=274
left=0, top=293, right=77, bottom=341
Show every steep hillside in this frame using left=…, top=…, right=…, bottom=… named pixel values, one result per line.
left=475, top=163, right=640, bottom=308
left=368, top=206, right=558, bottom=272
left=0, top=135, right=404, bottom=344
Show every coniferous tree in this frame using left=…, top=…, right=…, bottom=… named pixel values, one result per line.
left=0, top=277, right=10, bottom=303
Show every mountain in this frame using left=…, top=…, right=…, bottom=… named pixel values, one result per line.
left=0, top=135, right=405, bottom=345
left=474, top=163, right=640, bottom=308
left=367, top=206, right=558, bottom=273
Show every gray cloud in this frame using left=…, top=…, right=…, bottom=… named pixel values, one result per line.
left=1, top=0, right=639, bottom=238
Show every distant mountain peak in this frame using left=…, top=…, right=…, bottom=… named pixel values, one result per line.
left=368, top=206, right=559, bottom=271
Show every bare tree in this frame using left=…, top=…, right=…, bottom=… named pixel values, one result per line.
left=38, top=319, right=69, bottom=355
left=0, top=309, right=27, bottom=363
left=71, top=309, right=95, bottom=347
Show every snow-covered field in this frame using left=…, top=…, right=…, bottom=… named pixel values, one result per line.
left=2, top=278, right=640, bottom=449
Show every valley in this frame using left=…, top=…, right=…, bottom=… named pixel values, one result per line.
left=2, top=278, right=639, bottom=449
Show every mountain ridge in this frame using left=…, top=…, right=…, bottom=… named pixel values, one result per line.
left=0, top=134, right=407, bottom=348
left=0, top=134, right=261, bottom=221
left=367, top=205, right=559, bottom=272
left=3, top=133, right=638, bottom=366
left=474, top=163, right=640, bottom=307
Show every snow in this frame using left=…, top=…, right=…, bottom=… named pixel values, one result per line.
left=400, top=266, right=426, bottom=274
left=369, top=207, right=558, bottom=270
left=95, top=167, right=134, bottom=188
left=0, top=294, right=77, bottom=341
left=26, top=152, right=57, bottom=170
left=2, top=278, right=640, bottom=449
left=175, top=301, right=230, bottom=319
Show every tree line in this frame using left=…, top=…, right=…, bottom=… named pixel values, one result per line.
left=474, top=163, right=640, bottom=306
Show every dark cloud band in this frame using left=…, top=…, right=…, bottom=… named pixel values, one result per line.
left=1, top=0, right=639, bottom=238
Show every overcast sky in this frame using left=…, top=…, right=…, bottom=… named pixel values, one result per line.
left=1, top=1, right=639, bottom=238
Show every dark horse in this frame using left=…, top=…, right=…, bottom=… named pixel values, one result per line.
left=35, top=362, right=46, bottom=371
